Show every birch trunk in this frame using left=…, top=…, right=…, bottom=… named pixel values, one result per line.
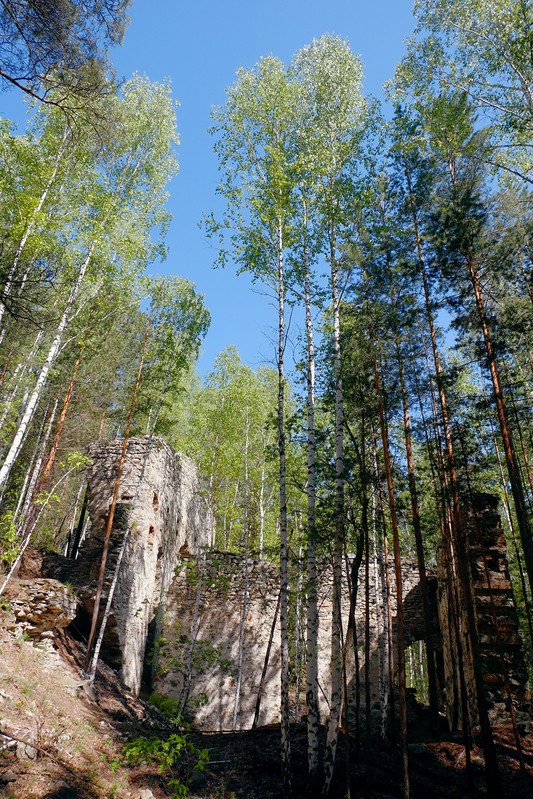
left=0, top=128, right=70, bottom=341
left=258, top=454, right=267, bottom=559
left=233, top=412, right=250, bottom=730
left=22, top=352, right=82, bottom=537
left=17, top=399, right=58, bottom=531
left=0, top=328, right=45, bottom=434
left=276, top=218, right=291, bottom=797
left=0, top=244, right=95, bottom=492
left=323, top=228, right=345, bottom=797
left=302, top=199, right=320, bottom=790
left=11, top=403, right=50, bottom=522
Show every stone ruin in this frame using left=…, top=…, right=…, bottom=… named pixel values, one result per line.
left=17, top=436, right=214, bottom=696
left=81, top=436, right=214, bottom=693
left=437, top=494, right=530, bottom=729
left=152, top=552, right=425, bottom=730
left=12, top=438, right=530, bottom=734
left=152, top=493, right=530, bottom=732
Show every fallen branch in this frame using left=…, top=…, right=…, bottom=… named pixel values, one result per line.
left=0, top=729, right=93, bottom=783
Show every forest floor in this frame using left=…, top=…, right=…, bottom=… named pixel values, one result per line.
left=1, top=625, right=532, bottom=799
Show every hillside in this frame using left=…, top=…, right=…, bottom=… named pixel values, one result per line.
left=1, top=582, right=533, bottom=799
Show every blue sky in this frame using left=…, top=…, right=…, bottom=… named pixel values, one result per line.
left=1, top=1, right=417, bottom=375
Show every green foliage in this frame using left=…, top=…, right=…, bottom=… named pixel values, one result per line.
left=121, top=730, right=208, bottom=798
left=0, top=511, right=19, bottom=567
left=0, top=0, right=131, bottom=114
left=149, top=692, right=183, bottom=724
left=173, top=347, right=280, bottom=554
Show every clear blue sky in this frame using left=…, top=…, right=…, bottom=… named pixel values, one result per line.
left=1, top=1, right=417, bottom=375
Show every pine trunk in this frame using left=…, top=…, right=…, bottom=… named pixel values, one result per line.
left=84, top=327, right=149, bottom=670
left=394, top=333, right=440, bottom=732
left=467, top=257, right=533, bottom=597
left=373, top=358, right=410, bottom=799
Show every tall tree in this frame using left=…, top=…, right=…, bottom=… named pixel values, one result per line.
left=0, top=0, right=130, bottom=114
left=395, top=0, right=533, bottom=182
left=209, top=55, right=298, bottom=795
left=0, top=75, right=179, bottom=512
left=292, top=35, right=366, bottom=795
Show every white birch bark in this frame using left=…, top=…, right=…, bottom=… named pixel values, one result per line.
left=258, top=452, right=266, bottom=559
left=11, top=399, right=50, bottom=519
left=295, top=544, right=303, bottom=720
left=17, top=399, right=58, bottom=529
left=277, top=218, right=291, bottom=795
left=0, top=129, right=70, bottom=342
left=323, top=229, right=345, bottom=796
left=0, top=328, right=45, bottom=433
left=0, top=464, right=78, bottom=595
left=0, top=244, right=94, bottom=492
left=232, top=411, right=250, bottom=730
left=65, top=479, right=85, bottom=556
left=303, top=199, right=320, bottom=784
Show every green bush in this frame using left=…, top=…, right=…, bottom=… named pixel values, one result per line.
left=0, top=511, right=19, bottom=567
left=122, top=731, right=208, bottom=798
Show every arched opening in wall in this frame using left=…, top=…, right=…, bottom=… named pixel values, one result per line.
left=405, top=640, right=429, bottom=705
left=141, top=614, right=159, bottom=692
left=401, top=575, right=444, bottom=711
left=141, top=544, right=166, bottom=692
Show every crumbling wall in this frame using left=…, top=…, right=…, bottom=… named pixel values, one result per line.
left=154, top=553, right=280, bottom=730
left=154, top=553, right=424, bottom=730
left=79, top=436, right=214, bottom=695
left=436, top=493, right=530, bottom=728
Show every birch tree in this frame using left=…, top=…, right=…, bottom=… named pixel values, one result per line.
left=395, top=0, right=533, bottom=182
left=208, top=55, right=298, bottom=795
left=292, top=36, right=366, bottom=795
left=0, top=76, right=179, bottom=495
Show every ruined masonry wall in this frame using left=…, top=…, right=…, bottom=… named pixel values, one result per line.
left=154, top=554, right=422, bottom=731
left=436, top=494, right=530, bottom=728
left=84, top=437, right=214, bottom=695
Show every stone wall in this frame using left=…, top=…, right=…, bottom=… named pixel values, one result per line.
left=14, top=439, right=529, bottom=736
left=153, top=553, right=424, bottom=730
left=76, top=437, right=214, bottom=695
left=154, top=553, right=281, bottom=730
left=3, top=578, right=78, bottom=640
left=153, top=495, right=529, bottom=733
left=436, top=493, right=530, bottom=728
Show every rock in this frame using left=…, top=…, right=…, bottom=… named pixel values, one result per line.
left=137, top=789, right=157, bottom=799
left=16, top=742, right=37, bottom=760
left=0, top=770, right=17, bottom=784
left=4, top=578, right=78, bottom=640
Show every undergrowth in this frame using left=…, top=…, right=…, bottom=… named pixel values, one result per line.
left=120, top=693, right=209, bottom=798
